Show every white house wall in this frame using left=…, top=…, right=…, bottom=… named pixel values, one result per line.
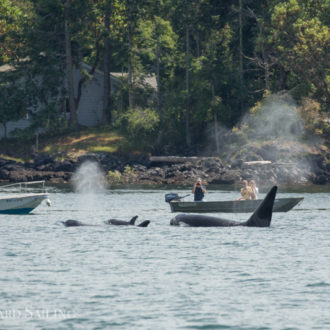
left=1, top=62, right=154, bottom=140
left=0, top=117, right=31, bottom=139
left=73, top=66, right=104, bottom=127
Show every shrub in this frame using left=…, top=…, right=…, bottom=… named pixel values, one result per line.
left=107, top=170, right=122, bottom=184
left=115, top=107, right=159, bottom=148
left=298, top=98, right=324, bottom=135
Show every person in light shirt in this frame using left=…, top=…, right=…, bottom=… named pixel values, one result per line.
left=249, top=180, right=259, bottom=200
left=237, top=180, right=252, bottom=200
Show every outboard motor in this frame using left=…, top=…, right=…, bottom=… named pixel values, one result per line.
left=165, top=193, right=180, bottom=203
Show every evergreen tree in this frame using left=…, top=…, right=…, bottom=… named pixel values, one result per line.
left=269, top=0, right=329, bottom=109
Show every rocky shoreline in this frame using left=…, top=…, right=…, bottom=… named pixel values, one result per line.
left=0, top=146, right=329, bottom=186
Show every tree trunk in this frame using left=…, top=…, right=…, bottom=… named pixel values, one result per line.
left=211, top=83, right=220, bottom=153
left=156, top=39, right=163, bottom=147
left=279, top=66, right=287, bottom=90
left=239, top=0, right=244, bottom=113
left=264, top=63, right=270, bottom=91
left=156, top=40, right=161, bottom=116
left=2, top=123, right=7, bottom=138
left=185, top=22, right=191, bottom=147
left=128, top=28, right=134, bottom=109
left=64, top=0, right=77, bottom=128
left=103, top=0, right=111, bottom=124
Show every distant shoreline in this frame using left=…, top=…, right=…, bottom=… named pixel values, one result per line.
left=1, top=152, right=329, bottom=186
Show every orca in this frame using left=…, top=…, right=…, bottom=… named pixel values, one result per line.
left=105, top=216, right=150, bottom=227
left=61, top=216, right=150, bottom=228
left=136, top=220, right=150, bottom=227
left=105, top=216, right=138, bottom=226
left=170, top=186, right=277, bottom=227
left=61, top=219, right=96, bottom=227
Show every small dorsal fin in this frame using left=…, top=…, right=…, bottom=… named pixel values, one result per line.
left=130, top=216, right=138, bottom=225
left=137, top=220, right=150, bottom=227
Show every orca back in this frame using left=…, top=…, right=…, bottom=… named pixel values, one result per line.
left=108, top=219, right=130, bottom=225
left=62, top=220, right=86, bottom=227
left=171, top=214, right=241, bottom=227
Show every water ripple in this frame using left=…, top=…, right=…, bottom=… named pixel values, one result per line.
left=0, top=188, right=329, bottom=329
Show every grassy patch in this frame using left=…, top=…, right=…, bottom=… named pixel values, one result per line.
left=41, top=130, right=131, bottom=158
left=0, top=154, right=24, bottom=163
left=0, top=127, right=137, bottom=161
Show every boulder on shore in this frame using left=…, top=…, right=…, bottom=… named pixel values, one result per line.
left=0, top=143, right=329, bottom=186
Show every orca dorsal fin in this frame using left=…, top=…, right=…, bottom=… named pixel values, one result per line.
left=246, top=186, right=277, bottom=227
left=130, top=216, right=138, bottom=225
left=137, top=220, right=150, bottom=227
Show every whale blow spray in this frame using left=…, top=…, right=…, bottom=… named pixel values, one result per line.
left=72, top=160, right=107, bottom=213
left=72, top=160, right=106, bottom=194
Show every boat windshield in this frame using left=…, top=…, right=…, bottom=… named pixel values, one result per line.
left=0, top=181, right=47, bottom=194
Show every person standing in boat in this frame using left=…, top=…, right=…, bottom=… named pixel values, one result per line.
left=192, top=178, right=206, bottom=201
left=249, top=180, right=259, bottom=200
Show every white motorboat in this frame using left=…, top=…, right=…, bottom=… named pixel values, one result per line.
left=0, top=181, right=49, bottom=214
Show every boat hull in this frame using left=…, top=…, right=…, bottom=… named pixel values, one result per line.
left=0, top=193, right=48, bottom=214
left=169, top=197, right=303, bottom=213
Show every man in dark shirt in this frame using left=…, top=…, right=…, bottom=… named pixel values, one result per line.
left=192, top=178, right=206, bottom=201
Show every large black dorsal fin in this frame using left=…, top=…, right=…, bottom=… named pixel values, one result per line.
left=246, top=186, right=277, bottom=227
left=130, top=216, right=138, bottom=225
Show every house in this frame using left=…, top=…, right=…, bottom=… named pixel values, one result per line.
left=0, top=62, right=156, bottom=139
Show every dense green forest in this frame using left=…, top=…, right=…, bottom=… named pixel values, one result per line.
left=0, top=0, right=329, bottom=154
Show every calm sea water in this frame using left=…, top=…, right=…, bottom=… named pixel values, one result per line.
left=1, top=184, right=329, bottom=329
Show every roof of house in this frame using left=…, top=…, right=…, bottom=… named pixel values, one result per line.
left=80, top=63, right=156, bottom=90
left=0, top=62, right=157, bottom=89
left=110, top=72, right=157, bottom=90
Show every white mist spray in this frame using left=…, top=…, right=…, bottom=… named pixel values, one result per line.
left=71, top=160, right=107, bottom=213
left=72, top=160, right=106, bottom=194
left=206, top=93, right=312, bottom=182
left=244, top=93, right=304, bottom=142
